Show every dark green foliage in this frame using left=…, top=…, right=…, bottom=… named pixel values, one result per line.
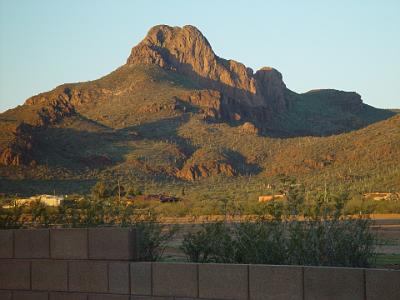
left=234, top=220, right=287, bottom=264
left=91, top=181, right=109, bottom=199
left=180, top=222, right=234, bottom=263
left=181, top=217, right=375, bottom=267
left=135, top=217, right=178, bottom=261
left=0, top=205, right=23, bottom=229
left=181, top=188, right=376, bottom=267
left=29, top=200, right=52, bottom=227
left=126, top=185, right=142, bottom=196
left=285, top=218, right=375, bottom=267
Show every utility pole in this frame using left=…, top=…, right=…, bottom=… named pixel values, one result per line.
left=118, top=179, right=121, bottom=202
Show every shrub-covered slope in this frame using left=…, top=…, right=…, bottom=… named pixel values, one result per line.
left=0, top=25, right=398, bottom=196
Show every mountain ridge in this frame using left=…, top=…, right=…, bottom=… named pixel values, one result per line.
left=127, top=25, right=288, bottom=110
left=0, top=24, right=398, bottom=196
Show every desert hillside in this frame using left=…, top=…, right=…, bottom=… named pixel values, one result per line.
left=0, top=25, right=398, bottom=197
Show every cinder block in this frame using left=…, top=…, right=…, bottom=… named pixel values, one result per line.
left=304, top=266, right=364, bottom=300
left=87, top=295, right=130, bottom=300
left=130, top=297, right=173, bottom=300
left=50, top=228, right=88, bottom=259
left=14, top=229, right=50, bottom=258
left=68, top=261, right=108, bottom=293
left=153, top=263, right=198, bottom=298
left=130, top=262, right=152, bottom=295
left=199, top=263, right=248, bottom=300
left=0, top=230, right=13, bottom=258
left=249, top=265, right=303, bottom=300
left=0, top=290, right=12, bottom=300
left=88, top=227, right=136, bottom=260
left=109, top=262, right=130, bottom=294
left=12, top=291, right=48, bottom=300
left=0, top=260, right=30, bottom=290
left=366, top=269, right=400, bottom=300
left=174, top=298, right=209, bottom=300
left=32, top=260, right=68, bottom=291
left=49, top=292, right=87, bottom=300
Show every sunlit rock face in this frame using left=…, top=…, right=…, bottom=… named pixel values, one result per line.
left=127, top=25, right=288, bottom=110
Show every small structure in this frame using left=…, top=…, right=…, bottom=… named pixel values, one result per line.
left=258, top=194, right=285, bottom=202
left=363, top=192, right=398, bottom=201
left=11, top=195, right=64, bottom=207
left=126, top=194, right=181, bottom=204
left=159, top=195, right=180, bottom=203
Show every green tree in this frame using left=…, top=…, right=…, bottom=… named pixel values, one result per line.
left=91, top=181, right=109, bottom=199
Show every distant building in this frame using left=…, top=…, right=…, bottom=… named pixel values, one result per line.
left=126, top=194, right=181, bottom=203
left=363, top=192, right=398, bottom=201
left=258, top=194, right=285, bottom=202
left=4, top=195, right=65, bottom=208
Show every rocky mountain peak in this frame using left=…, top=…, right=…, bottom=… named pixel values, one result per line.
left=144, top=25, right=212, bottom=51
left=127, top=24, right=216, bottom=76
left=127, top=25, right=288, bottom=110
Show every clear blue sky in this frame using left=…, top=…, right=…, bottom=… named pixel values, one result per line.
left=1, top=0, right=399, bottom=112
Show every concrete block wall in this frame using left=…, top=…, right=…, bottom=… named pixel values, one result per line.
left=0, top=228, right=136, bottom=260
left=1, top=229, right=400, bottom=300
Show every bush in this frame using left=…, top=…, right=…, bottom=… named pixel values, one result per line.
left=0, top=205, right=24, bottom=228
left=181, top=209, right=376, bottom=267
left=285, top=217, right=375, bottom=267
left=135, top=214, right=178, bottom=261
left=91, top=181, right=110, bottom=199
left=234, top=220, right=287, bottom=264
left=180, top=222, right=234, bottom=263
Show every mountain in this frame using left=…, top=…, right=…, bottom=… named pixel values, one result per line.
left=0, top=25, right=398, bottom=196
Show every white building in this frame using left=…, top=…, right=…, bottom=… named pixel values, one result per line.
left=4, top=195, right=65, bottom=208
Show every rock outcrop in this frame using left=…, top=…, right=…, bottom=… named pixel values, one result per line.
left=0, top=123, right=36, bottom=166
left=127, top=25, right=288, bottom=111
left=239, top=122, right=259, bottom=135
left=304, top=89, right=363, bottom=113
left=178, top=90, right=223, bottom=120
left=24, top=87, right=77, bottom=127
left=0, top=88, right=78, bottom=166
left=176, top=148, right=237, bottom=181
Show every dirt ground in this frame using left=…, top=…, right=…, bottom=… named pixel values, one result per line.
left=371, top=217, right=400, bottom=269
